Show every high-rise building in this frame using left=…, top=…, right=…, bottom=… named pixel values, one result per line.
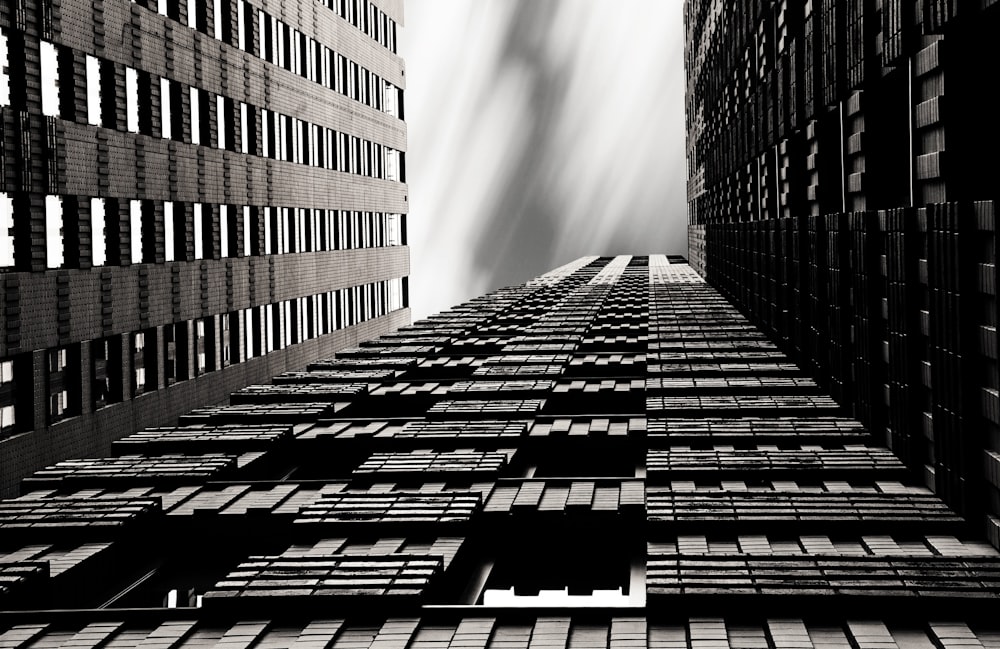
left=2, top=255, right=999, bottom=643
left=685, top=1, right=1000, bottom=544
left=0, top=0, right=409, bottom=496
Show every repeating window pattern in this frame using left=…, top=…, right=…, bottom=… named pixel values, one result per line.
left=323, top=0, right=399, bottom=53
left=23, top=39, right=403, bottom=176
left=0, top=192, right=404, bottom=270
left=0, top=277, right=406, bottom=436
left=143, top=0, right=401, bottom=117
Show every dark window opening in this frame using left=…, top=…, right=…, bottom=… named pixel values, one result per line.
left=0, top=354, right=32, bottom=438
left=531, top=449, right=638, bottom=479
left=476, top=534, right=641, bottom=607
left=91, top=336, right=123, bottom=409
left=47, top=345, right=80, bottom=423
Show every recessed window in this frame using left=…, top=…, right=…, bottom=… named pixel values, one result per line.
left=45, top=195, right=64, bottom=269
left=216, top=95, right=226, bottom=149
left=190, top=87, right=201, bottom=145
left=265, top=304, right=275, bottom=353
left=260, top=109, right=270, bottom=157
left=170, top=321, right=189, bottom=382
left=91, top=197, right=107, bottom=266
left=130, top=200, right=143, bottom=263
left=86, top=55, right=101, bottom=126
left=47, top=346, right=78, bottom=423
left=244, top=308, right=255, bottom=359
left=0, top=29, right=9, bottom=107
left=163, top=325, right=177, bottom=386
left=219, top=205, right=229, bottom=257
left=477, top=535, right=642, bottom=607
left=237, top=0, right=247, bottom=49
left=221, top=313, right=233, bottom=366
left=125, top=67, right=139, bottom=133
left=386, top=148, right=398, bottom=181
left=160, top=78, right=172, bottom=139
left=0, top=193, right=13, bottom=267
left=40, top=41, right=60, bottom=117
left=195, top=319, right=207, bottom=375
left=242, top=206, right=252, bottom=256
left=132, top=332, right=147, bottom=395
left=91, top=337, right=122, bottom=409
left=193, top=204, right=203, bottom=259
left=213, top=0, right=223, bottom=39
left=0, top=359, right=17, bottom=436
left=239, top=102, right=249, bottom=153
left=163, top=201, right=175, bottom=262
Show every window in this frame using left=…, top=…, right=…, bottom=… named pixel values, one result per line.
left=195, top=319, right=207, bottom=375
left=40, top=41, right=60, bottom=117
left=86, top=56, right=102, bottom=125
left=476, top=535, right=641, bottom=607
left=0, top=28, right=9, bottom=107
left=130, top=200, right=143, bottom=263
left=243, top=206, right=252, bottom=256
left=160, top=78, right=172, bottom=139
left=216, top=95, right=226, bottom=149
left=265, top=304, right=275, bottom=352
left=386, top=148, right=398, bottom=182
left=237, top=0, right=247, bottom=49
left=91, top=337, right=122, bottom=409
left=91, top=198, right=107, bottom=266
left=0, top=358, right=17, bottom=437
left=125, top=67, right=139, bottom=133
left=48, top=346, right=78, bottom=423
left=261, top=109, right=270, bottom=157
left=219, top=205, right=229, bottom=258
left=166, top=321, right=190, bottom=383
left=244, top=308, right=255, bottom=359
left=163, top=325, right=177, bottom=386
left=0, top=193, right=13, bottom=267
left=213, top=0, right=223, bottom=39
left=240, top=102, right=249, bottom=153
left=164, top=202, right=175, bottom=262
left=132, top=332, right=148, bottom=396
left=221, top=313, right=233, bottom=367
left=45, top=195, right=64, bottom=269
left=281, top=208, right=290, bottom=253
left=193, top=203, right=203, bottom=259
left=263, top=207, right=272, bottom=254
left=190, top=87, right=201, bottom=144
left=388, top=277, right=405, bottom=311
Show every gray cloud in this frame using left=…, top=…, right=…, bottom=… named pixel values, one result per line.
left=402, top=0, right=688, bottom=319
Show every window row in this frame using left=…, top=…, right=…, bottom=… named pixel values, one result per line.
left=0, top=277, right=406, bottom=437
left=128, top=0, right=402, bottom=116
left=148, top=0, right=398, bottom=53
left=250, top=7, right=402, bottom=117
left=325, top=0, right=399, bottom=53
left=21, top=41, right=405, bottom=181
left=0, top=192, right=405, bottom=270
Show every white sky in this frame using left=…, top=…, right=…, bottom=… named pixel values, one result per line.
left=401, top=0, right=689, bottom=320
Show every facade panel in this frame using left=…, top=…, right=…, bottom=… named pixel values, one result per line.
left=0, top=0, right=409, bottom=496
left=0, top=255, right=997, bottom=639
left=685, top=0, right=1000, bottom=542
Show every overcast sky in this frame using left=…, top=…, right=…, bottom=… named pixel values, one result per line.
left=401, top=0, right=688, bottom=320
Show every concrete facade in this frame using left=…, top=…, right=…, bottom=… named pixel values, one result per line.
left=0, top=0, right=409, bottom=496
